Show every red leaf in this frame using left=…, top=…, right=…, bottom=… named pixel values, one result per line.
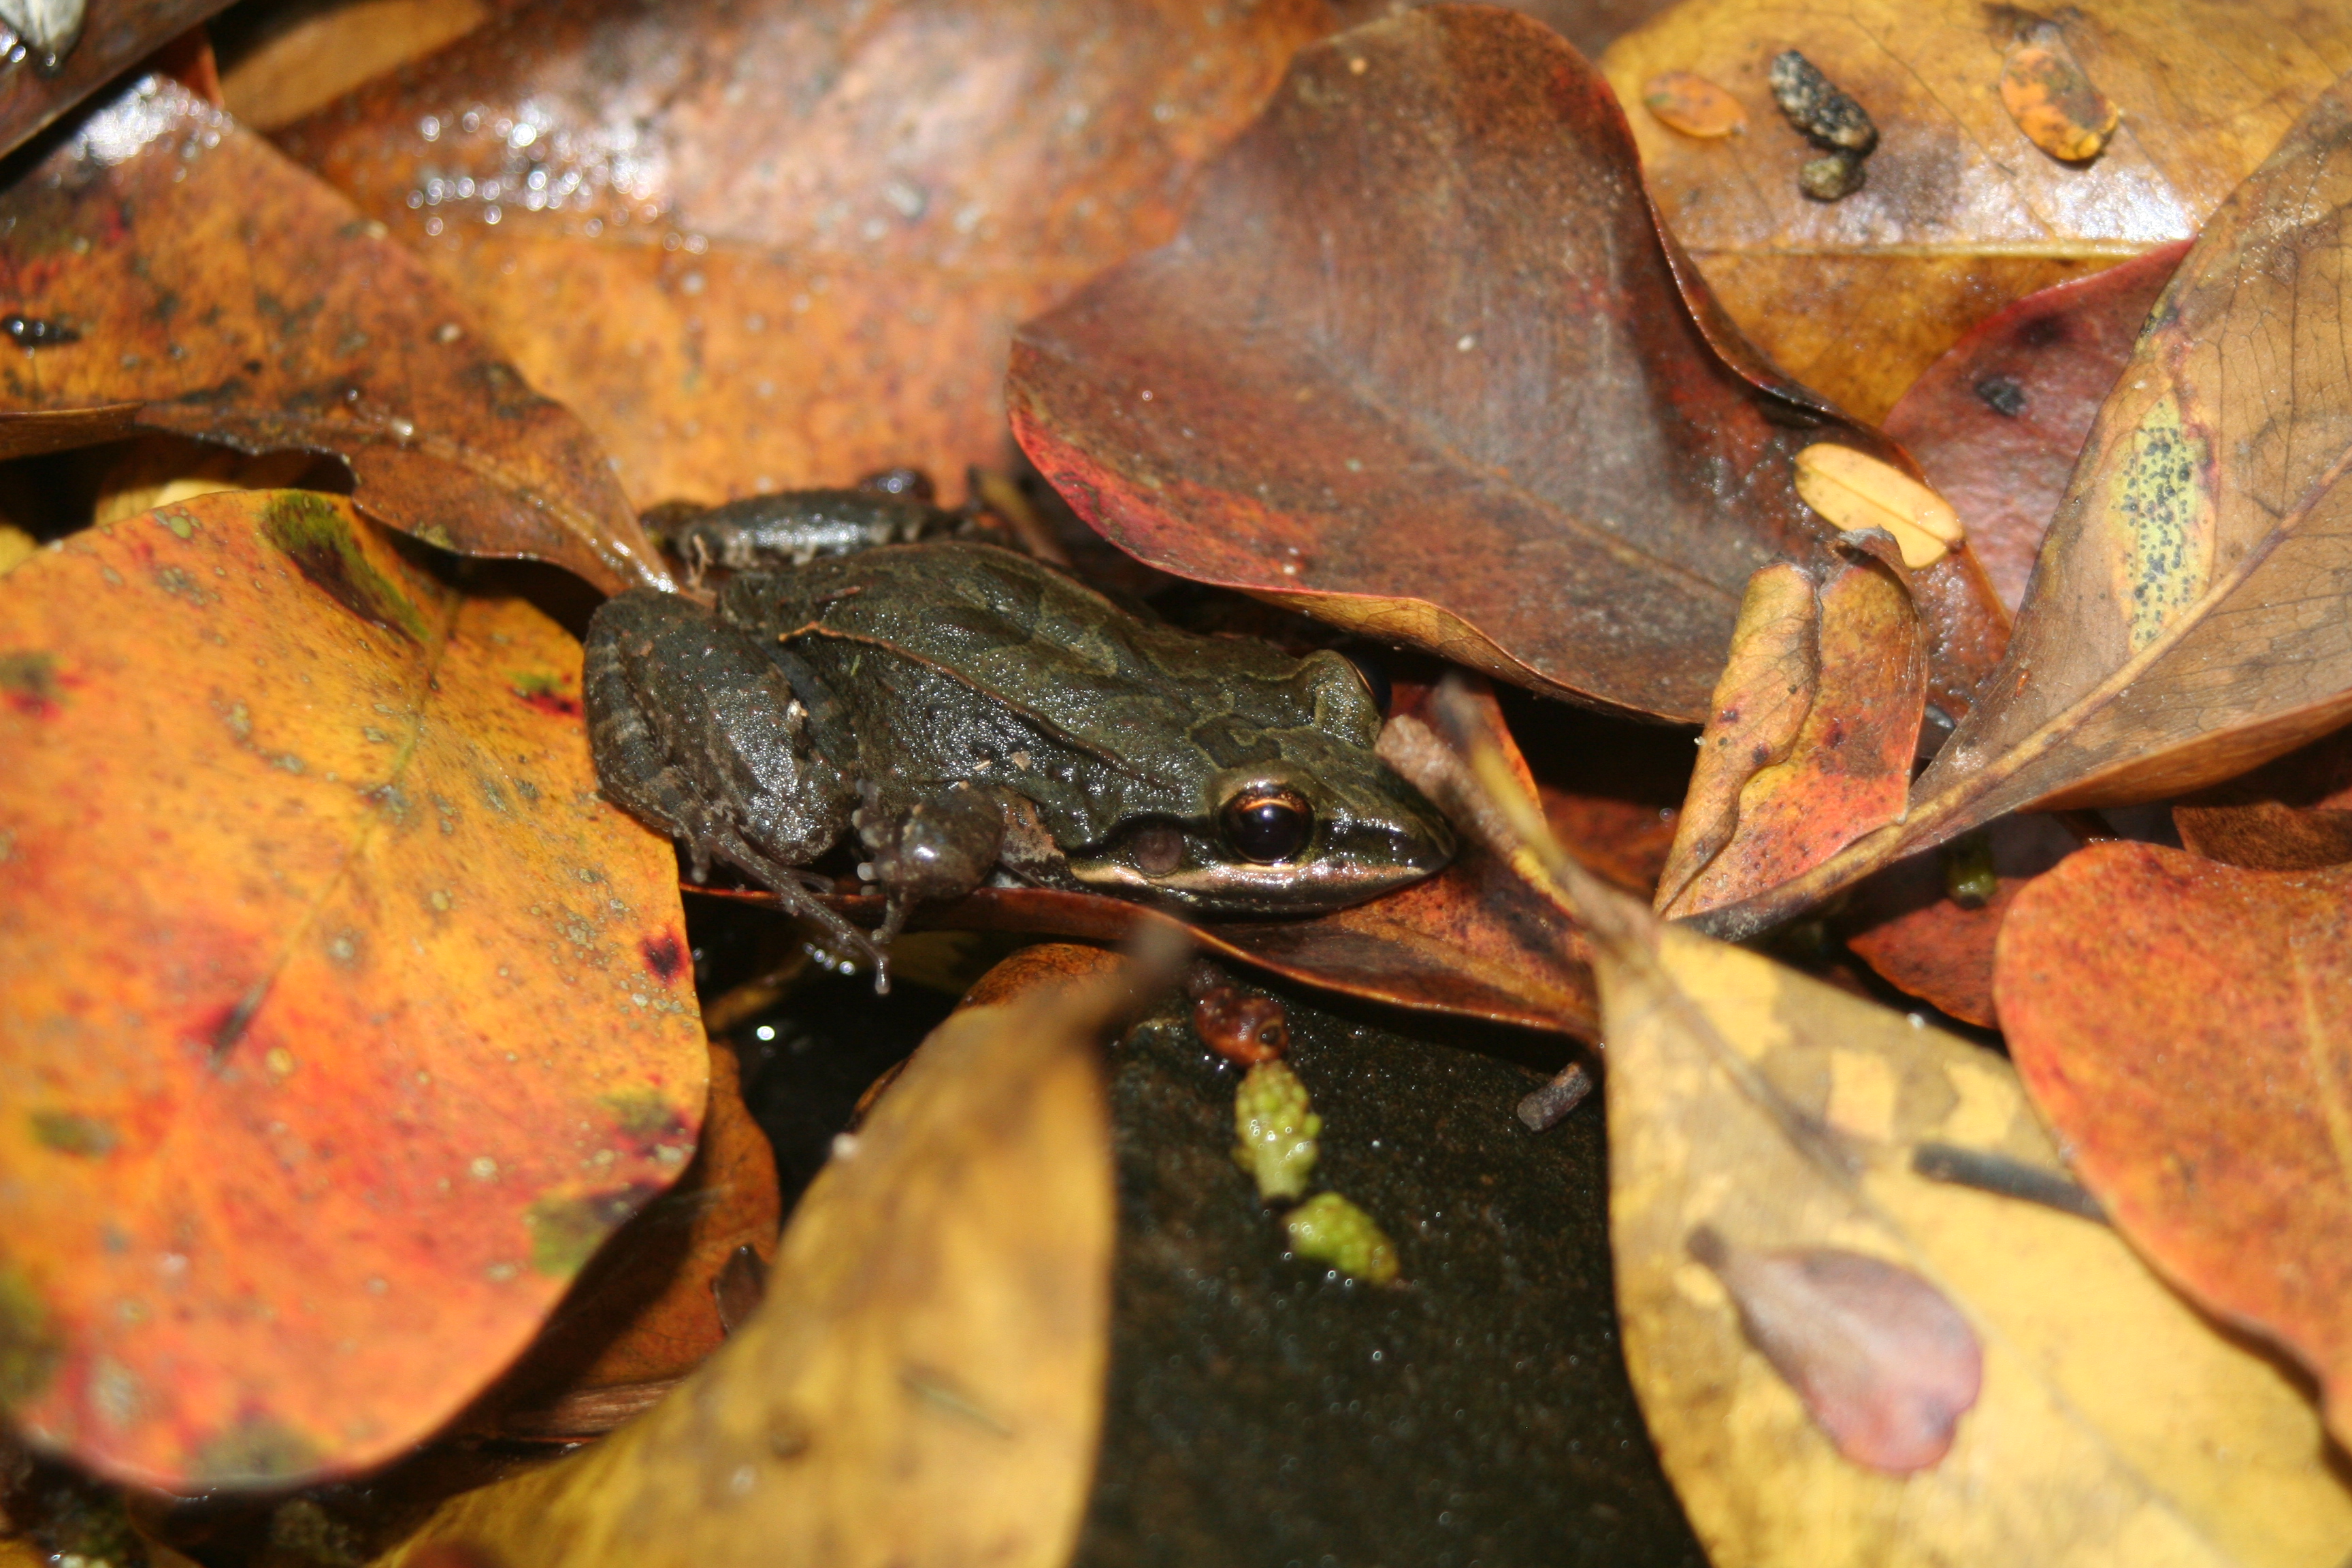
left=1884, top=243, right=2190, bottom=612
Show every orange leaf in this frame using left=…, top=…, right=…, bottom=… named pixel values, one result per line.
left=276, top=0, right=1330, bottom=511
left=1997, top=843, right=2352, bottom=1447
left=2172, top=725, right=2352, bottom=871
left=470, top=1041, right=779, bottom=1439
left=1840, top=814, right=2079, bottom=1028
left=0, top=76, right=664, bottom=595
left=0, top=490, right=704, bottom=1487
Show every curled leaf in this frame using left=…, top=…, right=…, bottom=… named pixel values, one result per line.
left=1011, top=5, right=2002, bottom=724
left=0, top=491, right=704, bottom=1486
left=1386, top=683, right=2352, bottom=1567
left=1696, top=72, right=2352, bottom=938
left=1658, top=553, right=1924, bottom=919
left=1998, top=845, right=2352, bottom=1448
left=0, top=77, right=665, bottom=593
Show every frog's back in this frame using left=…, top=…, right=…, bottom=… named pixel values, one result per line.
left=724, top=542, right=1377, bottom=786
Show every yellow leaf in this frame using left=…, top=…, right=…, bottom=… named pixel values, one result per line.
left=1794, top=443, right=1963, bottom=568
left=372, top=949, right=1127, bottom=1568
left=1386, top=693, right=2352, bottom=1568
left=1606, top=924, right=2352, bottom=1566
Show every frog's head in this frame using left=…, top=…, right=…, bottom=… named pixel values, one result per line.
left=1064, top=651, right=1456, bottom=915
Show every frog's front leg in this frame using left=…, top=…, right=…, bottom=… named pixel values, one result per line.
left=853, top=783, right=1009, bottom=942
left=585, top=589, right=891, bottom=981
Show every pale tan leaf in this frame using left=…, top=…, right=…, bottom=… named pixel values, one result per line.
left=371, top=949, right=1127, bottom=1568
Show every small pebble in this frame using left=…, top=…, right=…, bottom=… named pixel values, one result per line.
left=1769, top=50, right=1878, bottom=153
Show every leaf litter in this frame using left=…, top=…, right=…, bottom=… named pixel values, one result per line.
left=7, top=1, right=2352, bottom=1562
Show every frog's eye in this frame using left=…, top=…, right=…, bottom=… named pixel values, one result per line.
left=1220, top=787, right=1314, bottom=864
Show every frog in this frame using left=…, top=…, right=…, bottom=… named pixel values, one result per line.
left=583, top=525, right=1454, bottom=989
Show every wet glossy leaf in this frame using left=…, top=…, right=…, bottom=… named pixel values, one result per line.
left=0, top=0, right=231, bottom=161
left=278, top=0, right=1328, bottom=512
left=1998, top=844, right=2352, bottom=1449
left=1883, top=243, right=2189, bottom=612
left=1839, top=814, right=2078, bottom=1028
left=0, top=489, right=705, bottom=1487
left=1695, top=73, right=2352, bottom=941
left=1657, top=553, right=1923, bottom=918
left=374, top=941, right=1128, bottom=1568
left=469, top=1041, right=779, bottom=1440
left=0, top=76, right=666, bottom=594
left=1009, top=5, right=2007, bottom=725
left=1602, top=0, right=2352, bottom=422
left=1394, top=710, right=2352, bottom=1568
left=2172, top=725, right=2352, bottom=871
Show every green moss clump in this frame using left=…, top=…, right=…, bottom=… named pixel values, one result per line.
left=1232, top=1059, right=1321, bottom=1202
left=1284, top=1192, right=1401, bottom=1286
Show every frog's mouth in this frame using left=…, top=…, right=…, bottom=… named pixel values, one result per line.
left=1064, top=815, right=1454, bottom=916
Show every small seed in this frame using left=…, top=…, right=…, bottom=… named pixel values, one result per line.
left=1643, top=71, right=1746, bottom=139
